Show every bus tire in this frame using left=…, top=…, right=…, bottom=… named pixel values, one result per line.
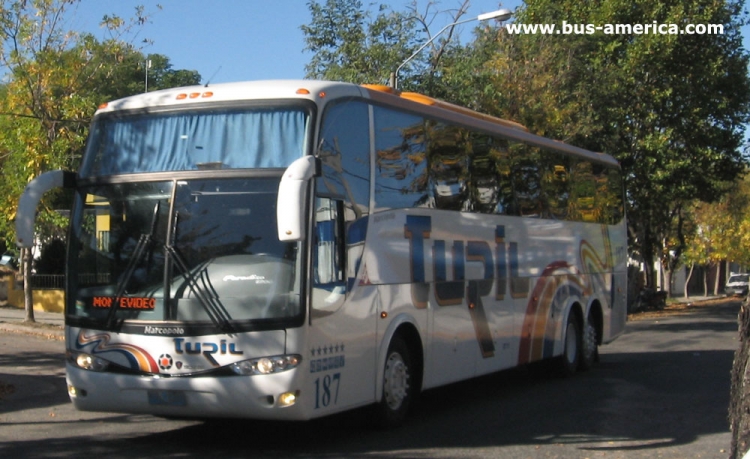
left=374, top=336, right=413, bottom=429
left=579, top=314, right=598, bottom=371
left=557, top=312, right=581, bottom=377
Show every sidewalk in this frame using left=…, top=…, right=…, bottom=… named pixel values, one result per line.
left=673, top=294, right=731, bottom=304
left=0, top=305, right=64, bottom=340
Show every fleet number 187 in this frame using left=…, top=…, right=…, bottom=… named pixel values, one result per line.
left=314, top=373, right=341, bottom=409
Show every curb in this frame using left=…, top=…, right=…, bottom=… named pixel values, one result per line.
left=0, top=321, right=64, bottom=340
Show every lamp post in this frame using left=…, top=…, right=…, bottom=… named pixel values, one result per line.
left=145, top=59, right=152, bottom=92
left=389, top=8, right=512, bottom=89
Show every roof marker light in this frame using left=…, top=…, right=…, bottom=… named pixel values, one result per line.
left=296, top=88, right=310, bottom=95
left=202, top=92, right=213, bottom=98
left=189, top=92, right=201, bottom=99
left=176, top=94, right=187, bottom=100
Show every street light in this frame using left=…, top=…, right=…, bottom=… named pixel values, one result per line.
left=389, top=8, right=512, bottom=89
left=145, top=59, right=152, bottom=92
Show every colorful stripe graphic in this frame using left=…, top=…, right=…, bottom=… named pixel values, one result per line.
left=76, top=330, right=160, bottom=373
left=517, top=236, right=613, bottom=366
left=518, top=262, right=585, bottom=365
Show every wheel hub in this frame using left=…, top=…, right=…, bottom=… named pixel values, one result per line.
left=583, top=322, right=597, bottom=361
left=383, top=352, right=409, bottom=410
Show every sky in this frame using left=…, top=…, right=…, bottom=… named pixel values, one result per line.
left=66, top=0, right=524, bottom=85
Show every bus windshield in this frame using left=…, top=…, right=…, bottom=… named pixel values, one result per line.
left=79, top=105, right=309, bottom=177
left=69, top=177, right=303, bottom=330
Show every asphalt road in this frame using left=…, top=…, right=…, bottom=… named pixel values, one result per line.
left=0, top=300, right=740, bottom=458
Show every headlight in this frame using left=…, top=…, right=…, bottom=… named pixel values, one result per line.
left=230, top=354, right=301, bottom=376
left=68, top=351, right=110, bottom=372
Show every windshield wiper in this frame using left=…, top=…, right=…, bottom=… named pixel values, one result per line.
left=165, top=247, right=234, bottom=332
left=106, top=202, right=160, bottom=328
left=165, top=211, right=233, bottom=332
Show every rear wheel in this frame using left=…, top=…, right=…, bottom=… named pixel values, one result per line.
left=374, top=336, right=414, bottom=429
left=557, top=312, right=581, bottom=377
left=579, top=313, right=598, bottom=371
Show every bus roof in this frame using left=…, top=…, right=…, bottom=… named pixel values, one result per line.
left=95, top=79, right=364, bottom=113
left=95, top=79, right=618, bottom=168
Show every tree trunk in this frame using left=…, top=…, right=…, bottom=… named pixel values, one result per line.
left=684, top=263, right=694, bottom=300
left=729, top=295, right=750, bottom=458
left=663, top=268, right=672, bottom=297
left=704, top=267, right=709, bottom=297
left=22, top=247, right=34, bottom=323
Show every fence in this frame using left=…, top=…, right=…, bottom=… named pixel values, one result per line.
left=4, top=275, right=64, bottom=313
left=29, top=274, right=65, bottom=290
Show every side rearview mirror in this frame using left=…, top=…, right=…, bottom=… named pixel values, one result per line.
left=16, top=170, right=76, bottom=248
left=277, top=156, right=319, bottom=241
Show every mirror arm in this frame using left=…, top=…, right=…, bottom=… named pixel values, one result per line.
left=16, top=170, right=76, bottom=248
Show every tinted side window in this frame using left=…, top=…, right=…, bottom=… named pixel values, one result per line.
left=373, top=106, right=429, bottom=209
left=369, top=103, right=623, bottom=224
left=317, top=100, right=371, bottom=213
left=429, top=121, right=469, bottom=211
left=541, top=153, right=571, bottom=220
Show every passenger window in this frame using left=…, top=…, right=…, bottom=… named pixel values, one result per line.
left=317, top=100, right=371, bottom=214
left=429, top=122, right=469, bottom=211
left=373, top=106, right=429, bottom=209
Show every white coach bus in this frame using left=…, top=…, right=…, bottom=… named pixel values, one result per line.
left=16, top=80, right=627, bottom=426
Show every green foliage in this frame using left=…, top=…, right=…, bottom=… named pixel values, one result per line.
left=302, top=0, right=426, bottom=85
left=688, top=174, right=750, bottom=269
left=302, top=0, right=750, bottom=288
left=0, top=0, right=201, bottom=252
left=442, top=0, right=750, bottom=285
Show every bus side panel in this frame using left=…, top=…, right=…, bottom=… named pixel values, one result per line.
left=363, top=209, right=627, bottom=391
left=304, top=283, right=380, bottom=418
left=605, top=222, right=628, bottom=342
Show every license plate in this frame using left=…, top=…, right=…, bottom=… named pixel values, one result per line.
left=147, top=390, right=187, bottom=406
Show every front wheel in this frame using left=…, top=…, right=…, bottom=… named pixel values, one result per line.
left=374, top=336, right=414, bottom=429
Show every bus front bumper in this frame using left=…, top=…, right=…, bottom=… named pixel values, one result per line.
left=65, top=363, right=309, bottom=420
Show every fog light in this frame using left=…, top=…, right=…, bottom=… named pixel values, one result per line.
left=68, top=385, right=86, bottom=397
left=278, top=391, right=299, bottom=407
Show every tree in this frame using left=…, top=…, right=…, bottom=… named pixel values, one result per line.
left=302, top=0, right=423, bottom=84
left=475, top=0, right=750, bottom=295
left=685, top=176, right=750, bottom=296
left=302, top=0, right=486, bottom=91
left=0, top=0, right=200, bottom=321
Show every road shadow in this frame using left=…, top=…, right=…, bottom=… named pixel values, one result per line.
left=0, top=350, right=67, bottom=415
